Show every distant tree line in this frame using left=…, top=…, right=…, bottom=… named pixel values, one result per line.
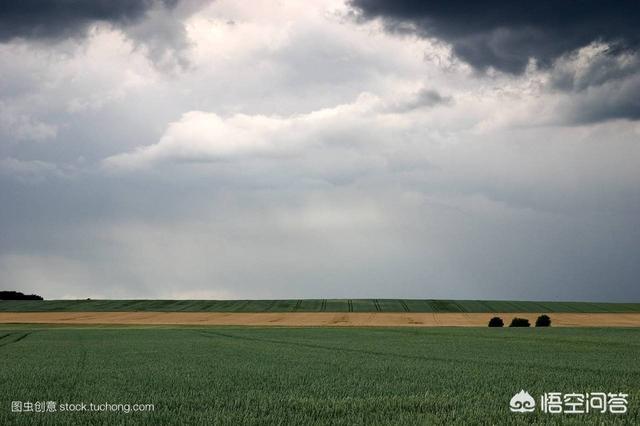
left=0, top=291, right=43, bottom=300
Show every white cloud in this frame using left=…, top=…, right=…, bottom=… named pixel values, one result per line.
left=104, top=111, right=290, bottom=169
left=103, top=93, right=388, bottom=170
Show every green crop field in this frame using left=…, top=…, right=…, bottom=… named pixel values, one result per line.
left=1, top=325, right=638, bottom=425
left=2, top=298, right=640, bottom=313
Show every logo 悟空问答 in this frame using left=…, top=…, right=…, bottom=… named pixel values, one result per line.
left=510, top=390, right=536, bottom=413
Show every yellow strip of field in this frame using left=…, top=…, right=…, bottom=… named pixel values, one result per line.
left=1, top=312, right=640, bottom=327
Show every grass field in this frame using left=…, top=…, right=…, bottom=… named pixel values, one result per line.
left=2, top=298, right=640, bottom=313
left=1, top=325, right=638, bottom=424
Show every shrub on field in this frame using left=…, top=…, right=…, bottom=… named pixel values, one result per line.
left=535, top=314, right=551, bottom=327
left=488, top=317, right=504, bottom=327
left=509, top=317, right=530, bottom=327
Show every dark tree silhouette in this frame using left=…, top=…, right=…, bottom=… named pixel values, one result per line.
left=488, top=317, right=504, bottom=327
left=509, top=317, right=530, bottom=327
left=0, top=291, right=43, bottom=300
left=535, top=314, right=551, bottom=327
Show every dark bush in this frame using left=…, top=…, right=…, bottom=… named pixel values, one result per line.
left=0, top=291, right=43, bottom=300
left=488, top=317, right=504, bottom=327
left=535, top=314, right=551, bottom=327
left=509, top=317, right=530, bottom=327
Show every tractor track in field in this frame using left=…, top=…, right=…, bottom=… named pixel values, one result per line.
left=432, top=313, right=441, bottom=326
left=193, top=329, right=636, bottom=376
left=235, top=300, right=251, bottom=312
left=450, top=301, right=473, bottom=322
left=0, top=332, right=32, bottom=348
left=451, top=301, right=468, bottom=313
left=195, top=329, right=457, bottom=364
left=67, top=335, right=88, bottom=398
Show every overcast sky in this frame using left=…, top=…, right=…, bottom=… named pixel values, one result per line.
left=1, top=0, right=639, bottom=301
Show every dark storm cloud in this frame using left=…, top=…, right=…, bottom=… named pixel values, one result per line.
left=384, top=88, right=452, bottom=113
left=400, top=88, right=451, bottom=110
left=550, top=47, right=640, bottom=92
left=549, top=46, right=640, bottom=123
left=567, top=79, right=640, bottom=123
left=0, top=0, right=178, bottom=42
left=349, top=0, right=640, bottom=74
left=351, top=0, right=640, bottom=123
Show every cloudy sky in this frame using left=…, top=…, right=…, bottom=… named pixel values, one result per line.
left=1, top=0, right=639, bottom=301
